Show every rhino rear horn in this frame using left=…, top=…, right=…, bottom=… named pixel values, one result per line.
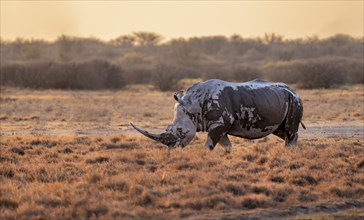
left=174, top=90, right=188, bottom=106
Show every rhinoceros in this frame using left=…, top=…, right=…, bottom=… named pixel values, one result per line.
left=131, top=79, right=304, bottom=151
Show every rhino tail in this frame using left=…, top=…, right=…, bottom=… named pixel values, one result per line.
left=301, top=121, right=306, bottom=130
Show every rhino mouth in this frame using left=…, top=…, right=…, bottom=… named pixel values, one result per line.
left=130, top=123, right=178, bottom=148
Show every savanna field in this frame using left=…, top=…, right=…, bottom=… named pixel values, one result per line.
left=0, top=85, right=363, bottom=219
left=1, top=3, right=363, bottom=219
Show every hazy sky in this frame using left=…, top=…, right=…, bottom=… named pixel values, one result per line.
left=1, top=1, right=363, bottom=41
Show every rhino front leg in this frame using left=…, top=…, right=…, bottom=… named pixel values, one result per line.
left=219, top=134, right=232, bottom=153
left=205, top=124, right=230, bottom=150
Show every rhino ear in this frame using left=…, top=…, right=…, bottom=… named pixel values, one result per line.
left=174, top=90, right=185, bottom=104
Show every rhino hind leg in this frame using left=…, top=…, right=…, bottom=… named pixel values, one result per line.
left=272, top=125, right=286, bottom=141
left=285, top=133, right=298, bottom=146
left=273, top=124, right=299, bottom=146
left=274, top=95, right=303, bottom=146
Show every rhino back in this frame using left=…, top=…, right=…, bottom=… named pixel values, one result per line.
left=226, top=86, right=289, bottom=129
left=184, top=79, right=295, bottom=133
left=203, top=80, right=291, bottom=129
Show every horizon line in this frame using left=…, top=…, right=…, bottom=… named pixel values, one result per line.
left=1, top=32, right=363, bottom=43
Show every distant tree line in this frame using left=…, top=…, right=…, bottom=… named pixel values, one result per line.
left=0, top=32, right=363, bottom=90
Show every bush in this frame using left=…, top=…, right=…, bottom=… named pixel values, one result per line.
left=264, top=58, right=363, bottom=88
left=0, top=60, right=126, bottom=90
left=123, top=67, right=153, bottom=84
left=337, top=59, right=364, bottom=84
left=264, top=60, right=303, bottom=83
left=231, top=65, right=263, bottom=82
left=152, top=64, right=182, bottom=91
left=298, top=60, right=345, bottom=89
left=201, top=65, right=262, bottom=83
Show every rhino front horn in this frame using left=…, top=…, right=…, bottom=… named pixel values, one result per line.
left=130, top=123, right=178, bottom=148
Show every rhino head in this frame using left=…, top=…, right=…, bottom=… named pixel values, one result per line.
left=131, top=91, right=197, bottom=149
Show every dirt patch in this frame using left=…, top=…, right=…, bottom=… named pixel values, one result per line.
left=199, top=201, right=364, bottom=219
left=300, top=124, right=364, bottom=140
left=1, top=122, right=362, bottom=143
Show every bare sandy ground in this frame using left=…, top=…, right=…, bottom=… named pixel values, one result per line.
left=198, top=200, right=364, bottom=219
left=1, top=120, right=363, bottom=142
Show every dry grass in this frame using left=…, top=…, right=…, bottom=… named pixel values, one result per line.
left=300, top=85, right=364, bottom=122
left=0, top=135, right=363, bottom=219
left=0, top=85, right=363, bottom=218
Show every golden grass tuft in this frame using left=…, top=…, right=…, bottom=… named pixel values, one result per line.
left=1, top=135, right=363, bottom=218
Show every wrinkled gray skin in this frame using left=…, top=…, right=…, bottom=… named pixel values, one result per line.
left=131, top=79, right=304, bottom=151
